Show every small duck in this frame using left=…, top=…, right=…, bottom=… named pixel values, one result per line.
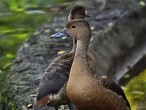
left=60, top=19, right=131, bottom=110
left=33, top=6, right=92, bottom=110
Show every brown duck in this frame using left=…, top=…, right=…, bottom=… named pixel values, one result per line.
left=64, top=19, right=131, bottom=110
left=33, top=6, right=93, bottom=110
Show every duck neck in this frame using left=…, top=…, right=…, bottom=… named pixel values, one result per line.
left=71, top=38, right=77, bottom=52
left=75, top=37, right=90, bottom=60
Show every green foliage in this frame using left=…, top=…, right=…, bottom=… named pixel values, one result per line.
left=124, top=70, right=146, bottom=110
left=7, top=0, right=24, bottom=12
left=0, top=12, right=52, bottom=71
left=0, top=0, right=67, bottom=109
left=1, top=0, right=68, bottom=12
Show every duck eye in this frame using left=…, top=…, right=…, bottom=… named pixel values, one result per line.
left=71, top=25, right=76, bottom=28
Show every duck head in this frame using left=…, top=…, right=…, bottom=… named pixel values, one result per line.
left=68, top=6, right=90, bottom=21
left=66, top=19, right=91, bottom=41
left=51, top=6, right=89, bottom=38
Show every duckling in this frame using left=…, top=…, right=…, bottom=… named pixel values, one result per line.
left=33, top=6, right=92, bottom=110
left=64, top=19, right=131, bottom=110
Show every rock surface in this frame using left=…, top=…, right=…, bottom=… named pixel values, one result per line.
left=2, top=0, right=146, bottom=110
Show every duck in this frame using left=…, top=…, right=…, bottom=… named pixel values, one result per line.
left=33, top=6, right=93, bottom=110
left=62, top=19, right=131, bottom=110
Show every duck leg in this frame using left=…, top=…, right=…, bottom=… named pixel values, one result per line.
left=48, top=85, right=77, bottom=110
left=48, top=84, right=70, bottom=106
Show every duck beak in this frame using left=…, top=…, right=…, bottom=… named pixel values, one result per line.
left=51, top=28, right=70, bottom=38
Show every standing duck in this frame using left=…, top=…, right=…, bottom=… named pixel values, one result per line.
left=63, top=19, right=131, bottom=110
left=33, top=6, right=93, bottom=110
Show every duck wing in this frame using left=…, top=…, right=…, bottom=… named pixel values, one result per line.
left=37, top=52, right=74, bottom=100
left=98, top=76, right=131, bottom=109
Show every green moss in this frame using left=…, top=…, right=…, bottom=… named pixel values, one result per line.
left=0, top=71, right=9, bottom=93
left=1, top=86, right=17, bottom=110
